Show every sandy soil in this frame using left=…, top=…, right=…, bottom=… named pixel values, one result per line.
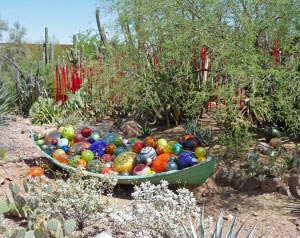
left=0, top=116, right=300, bottom=237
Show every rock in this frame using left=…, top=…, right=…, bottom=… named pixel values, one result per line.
left=269, top=138, right=281, bottom=149
left=94, top=232, right=113, bottom=238
left=233, top=175, right=261, bottom=191
left=278, top=184, right=292, bottom=197
left=261, top=177, right=282, bottom=192
left=257, top=142, right=272, bottom=155
left=215, top=167, right=235, bottom=186
left=288, top=174, right=300, bottom=199
left=121, top=120, right=142, bottom=138
left=223, top=213, right=234, bottom=220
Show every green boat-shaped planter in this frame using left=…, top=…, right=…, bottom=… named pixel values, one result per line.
left=32, top=134, right=217, bottom=186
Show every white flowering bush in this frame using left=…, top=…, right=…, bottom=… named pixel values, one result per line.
left=111, top=180, right=206, bottom=238
left=24, top=169, right=118, bottom=230
left=111, top=181, right=256, bottom=238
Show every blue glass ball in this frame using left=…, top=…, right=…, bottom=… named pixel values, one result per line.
left=190, top=157, right=199, bottom=166
left=114, top=146, right=126, bottom=156
left=102, top=133, right=116, bottom=144
left=61, top=145, right=69, bottom=153
left=89, top=141, right=107, bottom=157
left=177, top=151, right=195, bottom=169
left=86, top=138, right=96, bottom=144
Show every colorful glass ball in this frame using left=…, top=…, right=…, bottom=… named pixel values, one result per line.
left=45, top=130, right=61, bottom=144
left=62, top=125, right=75, bottom=140
left=89, top=141, right=107, bottom=157
left=132, top=141, right=144, bottom=154
left=105, top=143, right=117, bottom=155
left=143, top=136, right=158, bottom=148
left=90, top=132, right=101, bottom=141
left=181, top=135, right=203, bottom=151
left=74, top=133, right=85, bottom=143
left=166, top=156, right=179, bottom=171
left=172, top=143, right=183, bottom=155
left=177, top=151, right=195, bottom=169
left=113, top=152, right=137, bottom=173
left=102, top=153, right=114, bottom=163
left=57, top=138, right=69, bottom=148
left=102, top=132, right=116, bottom=144
left=68, top=142, right=91, bottom=156
left=133, top=164, right=152, bottom=175
left=139, top=146, right=157, bottom=165
left=151, top=153, right=172, bottom=173
left=81, top=127, right=92, bottom=138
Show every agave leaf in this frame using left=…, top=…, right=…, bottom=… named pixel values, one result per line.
left=213, top=209, right=224, bottom=238
left=189, top=215, right=197, bottom=238
left=225, top=215, right=237, bottom=238
left=245, top=224, right=256, bottom=238
left=232, top=221, right=246, bottom=238
left=181, top=222, right=191, bottom=238
left=200, top=208, right=206, bottom=238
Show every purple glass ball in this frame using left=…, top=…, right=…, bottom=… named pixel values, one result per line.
left=177, top=151, right=195, bottom=169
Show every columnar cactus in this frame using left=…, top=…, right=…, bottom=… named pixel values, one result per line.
left=66, top=35, right=80, bottom=67
left=44, top=27, right=49, bottom=65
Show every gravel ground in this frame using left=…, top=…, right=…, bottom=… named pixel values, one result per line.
left=0, top=116, right=299, bottom=237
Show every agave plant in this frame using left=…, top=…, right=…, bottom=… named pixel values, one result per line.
left=0, top=79, right=16, bottom=123
left=29, top=96, right=64, bottom=125
left=182, top=118, right=214, bottom=146
left=182, top=209, right=256, bottom=238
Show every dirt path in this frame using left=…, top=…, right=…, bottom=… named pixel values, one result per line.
left=0, top=116, right=299, bottom=237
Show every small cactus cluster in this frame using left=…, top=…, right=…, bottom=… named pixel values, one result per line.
left=0, top=217, right=76, bottom=238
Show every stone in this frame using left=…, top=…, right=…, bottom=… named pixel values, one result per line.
left=94, top=232, right=113, bottom=238
left=261, top=177, right=282, bottom=192
left=278, top=184, right=292, bottom=197
left=269, top=138, right=281, bottom=149
left=257, top=142, right=272, bottom=155
left=121, top=120, right=142, bottom=138
left=288, top=174, right=300, bottom=199
left=233, top=175, right=261, bottom=191
left=215, top=167, right=235, bottom=186
left=223, top=213, right=234, bottom=220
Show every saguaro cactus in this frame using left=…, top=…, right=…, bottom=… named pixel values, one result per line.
left=44, top=27, right=49, bottom=65
left=66, top=35, right=80, bottom=67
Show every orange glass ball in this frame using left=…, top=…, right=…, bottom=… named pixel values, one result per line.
left=77, top=159, right=87, bottom=168
left=143, top=136, right=157, bottom=148
left=56, top=154, right=70, bottom=164
left=26, top=166, right=44, bottom=177
left=151, top=153, right=172, bottom=173
left=105, top=144, right=117, bottom=155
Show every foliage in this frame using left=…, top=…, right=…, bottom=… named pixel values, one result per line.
left=112, top=181, right=256, bottom=238
left=29, top=96, right=63, bottom=125
left=0, top=79, right=16, bottom=122
left=243, top=148, right=287, bottom=179
left=182, top=118, right=214, bottom=146
left=23, top=170, right=117, bottom=230
left=0, top=170, right=117, bottom=237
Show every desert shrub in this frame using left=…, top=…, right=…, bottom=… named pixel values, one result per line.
left=24, top=170, right=117, bottom=230
left=111, top=181, right=256, bottom=238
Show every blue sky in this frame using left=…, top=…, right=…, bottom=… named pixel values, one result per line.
left=0, top=0, right=113, bottom=44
